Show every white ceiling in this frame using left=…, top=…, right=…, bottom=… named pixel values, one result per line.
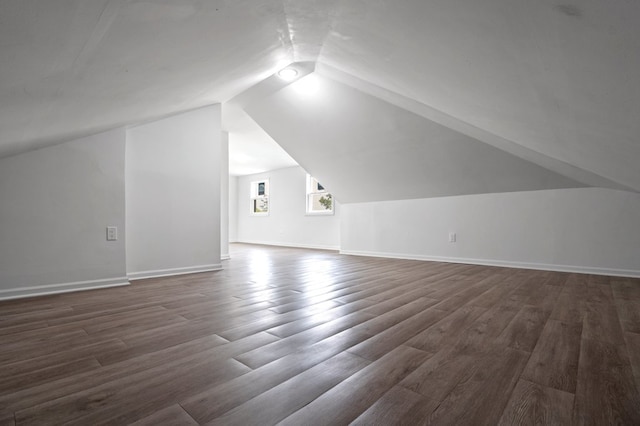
left=315, top=0, right=640, bottom=190
left=245, top=73, right=587, bottom=202
left=1, top=0, right=639, bottom=190
left=0, top=0, right=295, bottom=160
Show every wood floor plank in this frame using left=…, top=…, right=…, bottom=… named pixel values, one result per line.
left=614, top=298, right=640, bottom=334
left=95, top=321, right=231, bottom=365
left=430, top=274, right=507, bottom=312
left=204, top=352, right=369, bottom=426
left=625, top=332, right=640, bottom=392
left=451, top=305, right=519, bottom=355
left=351, top=296, right=442, bottom=337
left=217, top=300, right=336, bottom=341
left=62, top=305, right=184, bottom=334
left=349, top=386, right=430, bottom=426
left=466, top=277, right=518, bottom=309
left=0, top=330, right=116, bottom=365
left=528, top=284, right=562, bottom=316
left=129, top=404, right=198, bottom=426
left=426, top=347, right=530, bottom=426
left=269, top=296, right=344, bottom=314
left=500, top=272, right=548, bottom=304
left=585, top=277, right=615, bottom=305
left=181, top=328, right=372, bottom=423
left=0, top=300, right=59, bottom=317
left=397, top=346, right=483, bottom=413
left=177, top=300, right=273, bottom=321
left=0, top=338, right=127, bottom=381
left=0, top=414, right=14, bottom=426
left=234, top=310, right=375, bottom=369
left=0, top=332, right=276, bottom=415
left=14, top=356, right=250, bottom=425
left=582, top=301, right=626, bottom=345
left=0, top=244, right=638, bottom=424
left=347, top=306, right=449, bottom=361
left=0, top=321, right=90, bottom=346
left=497, top=379, right=574, bottom=426
left=573, top=338, right=640, bottom=425
left=332, top=277, right=413, bottom=304
left=0, top=328, right=87, bottom=355
left=278, top=345, right=431, bottom=426
left=611, top=278, right=640, bottom=301
left=0, top=357, right=101, bottom=396
left=0, top=307, right=74, bottom=328
left=549, top=290, right=585, bottom=324
left=361, top=287, right=438, bottom=316
left=521, top=319, right=582, bottom=393
left=265, top=298, right=377, bottom=338
left=359, top=290, right=435, bottom=317
left=420, top=277, right=478, bottom=302
left=404, top=304, right=487, bottom=353
left=497, top=305, right=548, bottom=352
left=46, top=293, right=200, bottom=326
left=543, top=272, right=570, bottom=287
left=0, top=321, right=48, bottom=337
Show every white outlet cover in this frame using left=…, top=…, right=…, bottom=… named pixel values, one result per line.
left=106, top=226, right=118, bottom=241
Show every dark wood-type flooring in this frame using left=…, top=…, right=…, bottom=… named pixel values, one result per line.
left=1, top=244, right=640, bottom=425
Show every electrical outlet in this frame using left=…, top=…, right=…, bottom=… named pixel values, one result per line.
left=106, top=226, right=118, bottom=241
left=449, top=232, right=457, bottom=243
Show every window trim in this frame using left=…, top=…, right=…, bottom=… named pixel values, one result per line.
left=250, top=179, right=270, bottom=216
left=306, top=174, right=334, bottom=216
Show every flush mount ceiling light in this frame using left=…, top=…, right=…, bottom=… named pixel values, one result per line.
left=277, top=67, right=298, bottom=81
left=292, top=74, right=319, bottom=95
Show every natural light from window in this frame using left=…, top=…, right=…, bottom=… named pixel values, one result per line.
left=306, top=174, right=333, bottom=215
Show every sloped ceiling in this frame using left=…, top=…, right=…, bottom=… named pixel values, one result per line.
left=0, top=0, right=295, bottom=157
left=244, top=73, right=586, bottom=202
left=1, top=0, right=639, bottom=193
left=316, top=0, right=640, bottom=191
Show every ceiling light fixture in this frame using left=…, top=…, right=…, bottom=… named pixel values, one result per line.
left=292, top=74, right=319, bottom=95
left=277, top=67, right=298, bottom=81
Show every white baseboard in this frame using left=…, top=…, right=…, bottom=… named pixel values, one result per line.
left=236, top=240, right=340, bottom=251
left=0, top=277, right=130, bottom=301
left=128, top=264, right=223, bottom=280
left=221, top=254, right=231, bottom=260
left=339, top=250, right=640, bottom=278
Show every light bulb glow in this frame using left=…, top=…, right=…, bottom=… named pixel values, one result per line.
left=277, top=68, right=298, bottom=81
left=292, top=74, right=319, bottom=95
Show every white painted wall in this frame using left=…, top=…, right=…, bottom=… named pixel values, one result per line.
left=220, top=132, right=230, bottom=259
left=126, top=105, right=222, bottom=279
left=229, top=175, right=239, bottom=243
left=0, top=129, right=128, bottom=299
left=341, top=188, right=640, bottom=277
left=236, top=166, right=340, bottom=250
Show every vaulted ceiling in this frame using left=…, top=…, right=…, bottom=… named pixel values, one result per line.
left=1, top=0, right=639, bottom=194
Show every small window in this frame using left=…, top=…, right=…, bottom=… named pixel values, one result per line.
left=250, top=180, right=269, bottom=215
left=306, top=174, right=333, bottom=215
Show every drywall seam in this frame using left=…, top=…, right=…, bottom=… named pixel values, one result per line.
left=128, top=264, right=223, bottom=280
left=339, top=250, right=640, bottom=278
left=0, top=277, right=130, bottom=301
left=237, top=240, right=340, bottom=251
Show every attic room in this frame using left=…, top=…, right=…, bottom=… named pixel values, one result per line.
left=1, top=0, right=639, bottom=424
